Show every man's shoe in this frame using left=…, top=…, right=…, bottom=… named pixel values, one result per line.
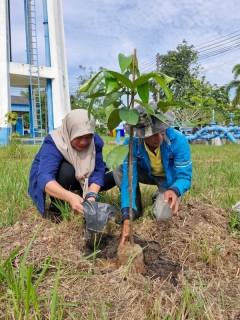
left=115, top=209, right=142, bottom=225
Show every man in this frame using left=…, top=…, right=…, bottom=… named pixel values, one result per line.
left=113, top=107, right=192, bottom=246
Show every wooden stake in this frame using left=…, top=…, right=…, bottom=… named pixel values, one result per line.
left=128, top=48, right=137, bottom=245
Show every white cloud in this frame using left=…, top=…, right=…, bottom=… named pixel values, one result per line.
left=8, top=0, right=240, bottom=94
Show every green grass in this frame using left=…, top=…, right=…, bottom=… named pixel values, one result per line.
left=187, top=143, right=240, bottom=210
left=0, top=136, right=240, bottom=319
left=0, top=137, right=240, bottom=230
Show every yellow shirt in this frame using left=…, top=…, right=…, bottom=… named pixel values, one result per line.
left=144, top=142, right=166, bottom=177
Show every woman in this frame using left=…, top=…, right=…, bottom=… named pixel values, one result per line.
left=28, top=109, right=114, bottom=220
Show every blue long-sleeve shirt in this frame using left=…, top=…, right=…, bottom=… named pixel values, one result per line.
left=120, top=127, right=192, bottom=211
left=28, top=133, right=106, bottom=216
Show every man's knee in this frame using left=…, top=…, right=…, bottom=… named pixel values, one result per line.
left=113, top=166, right=123, bottom=188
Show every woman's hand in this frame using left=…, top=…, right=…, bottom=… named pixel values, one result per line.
left=86, top=196, right=96, bottom=201
left=68, top=193, right=84, bottom=214
left=45, top=181, right=84, bottom=214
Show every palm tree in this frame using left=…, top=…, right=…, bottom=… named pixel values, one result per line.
left=226, top=64, right=240, bottom=106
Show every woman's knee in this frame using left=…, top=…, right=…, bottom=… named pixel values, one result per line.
left=56, top=161, right=79, bottom=190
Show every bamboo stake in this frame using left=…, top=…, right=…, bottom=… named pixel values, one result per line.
left=128, top=48, right=137, bottom=245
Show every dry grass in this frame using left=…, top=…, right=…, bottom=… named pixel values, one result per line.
left=0, top=195, right=240, bottom=319
left=1, top=142, right=240, bottom=319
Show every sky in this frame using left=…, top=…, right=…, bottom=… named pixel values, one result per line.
left=9, top=0, right=240, bottom=98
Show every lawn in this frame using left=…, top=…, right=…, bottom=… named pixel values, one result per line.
left=0, top=137, right=239, bottom=319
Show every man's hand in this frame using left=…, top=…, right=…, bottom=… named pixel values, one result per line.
left=164, top=190, right=179, bottom=216
left=68, top=193, right=84, bottom=214
left=119, top=219, right=130, bottom=246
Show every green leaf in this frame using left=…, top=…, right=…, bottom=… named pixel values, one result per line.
left=113, top=101, right=122, bottom=108
left=118, top=54, right=133, bottom=73
left=153, top=76, right=172, bottom=101
left=88, top=75, right=104, bottom=94
left=158, top=72, right=175, bottom=84
left=130, top=58, right=140, bottom=77
left=137, top=81, right=149, bottom=103
left=119, top=107, right=139, bottom=124
left=149, top=85, right=158, bottom=92
left=106, top=145, right=129, bottom=171
left=105, top=105, right=115, bottom=121
left=107, top=108, right=121, bottom=131
left=132, top=72, right=158, bottom=88
left=86, top=89, right=106, bottom=98
left=133, top=99, right=155, bottom=114
left=79, top=71, right=102, bottom=92
left=135, top=66, right=140, bottom=78
left=87, top=98, right=95, bottom=119
left=132, top=72, right=173, bottom=101
left=124, top=70, right=132, bottom=78
left=107, top=71, right=133, bottom=89
left=153, top=113, right=167, bottom=122
left=104, top=71, right=118, bottom=94
left=103, top=91, right=123, bottom=108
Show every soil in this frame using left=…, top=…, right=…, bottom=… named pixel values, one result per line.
left=0, top=200, right=240, bottom=319
left=85, top=234, right=181, bottom=285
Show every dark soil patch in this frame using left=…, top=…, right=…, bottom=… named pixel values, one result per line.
left=85, top=233, right=181, bottom=286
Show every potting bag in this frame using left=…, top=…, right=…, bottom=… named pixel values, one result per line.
left=232, top=201, right=240, bottom=221
left=82, top=200, right=118, bottom=237
left=153, top=192, right=173, bottom=221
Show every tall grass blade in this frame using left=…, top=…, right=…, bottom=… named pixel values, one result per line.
left=80, top=250, right=101, bottom=262
left=25, top=264, right=32, bottom=319
left=50, top=263, right=61, bottom=320
left=89, top=296, right=94, bottom=320
left=34, top=256, right=53, bottom=289
left=123, top=245, right=147, bottom=277
left=30, top=283, right=41, bottom=319
left=20, top=224, right=42, bottom=290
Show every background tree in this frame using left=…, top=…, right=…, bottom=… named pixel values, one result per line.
left=226, top=63, right=240, bottom=106
left=173, top=96, right=216, bottom=127
left=71, top=66, right=108, bottom=134
left=179, top=77, right=230, bottom=126
left=151, top=40, right=200, bottom=101
left=150, top=40, right=231, bottom=126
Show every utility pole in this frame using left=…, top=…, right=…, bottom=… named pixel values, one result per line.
left=156, top=53, right=160, bottom=103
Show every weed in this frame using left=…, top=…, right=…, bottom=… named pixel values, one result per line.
left=6, top=133, right=27, bottom=159
left=191, top=230, right=222, bottom=269
left=123, top=245, right=147, bottom=277
left=0, top=225, right=51, bottom=319
left=53, top=199, right=75, bottom=221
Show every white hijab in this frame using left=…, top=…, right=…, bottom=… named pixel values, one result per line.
left=50, top=109, right=96, bottom=197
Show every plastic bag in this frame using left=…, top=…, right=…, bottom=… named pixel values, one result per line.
left=232, top=201, right=240, bottom=221
left=82, top=200, right=118, bottom=238
left=153, top=192, right=172, bottom=221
